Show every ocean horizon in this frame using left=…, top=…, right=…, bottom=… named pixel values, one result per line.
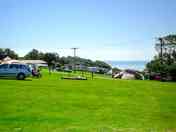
left=106, top=60, right=149, bottom=71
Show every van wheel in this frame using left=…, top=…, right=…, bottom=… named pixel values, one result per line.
left=17, top=73, right=25, bottom=80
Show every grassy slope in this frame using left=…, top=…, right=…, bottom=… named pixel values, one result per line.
left=0, top=71, right=176, bottom=132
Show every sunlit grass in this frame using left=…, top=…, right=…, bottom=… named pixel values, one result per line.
left=0, top=71, right=175, bottom=131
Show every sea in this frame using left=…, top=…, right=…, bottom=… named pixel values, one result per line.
left=106, top=60, right=149, bottom=71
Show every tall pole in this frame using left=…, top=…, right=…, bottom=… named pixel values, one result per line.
left=159, top=38, right=164, bottom=64
left=71, top=48, right=79, bottom=72
left=159, top=38, right=164, bottom=80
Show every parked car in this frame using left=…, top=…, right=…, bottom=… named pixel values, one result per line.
left=0, top=64, right=31, bottom=80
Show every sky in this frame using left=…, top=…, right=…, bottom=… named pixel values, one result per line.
left=0, top=0, right=176, bottom=61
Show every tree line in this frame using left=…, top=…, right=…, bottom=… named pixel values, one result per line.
left=0, top=48, right=112, bottom=70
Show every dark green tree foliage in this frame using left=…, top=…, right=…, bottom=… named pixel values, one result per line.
left=59, top=57, right=69, bottom=65
left=94, top=60, right=111, bottom=70
left=0, top=48, right=18, bottom=59
left=146, top=34, right=176, bottom=81
left=43, top=52, right=59, bottom=66
left=24, top=49, right=44, bottom=60
left=146, top=58, right=164, bottom=73
left=58, top=56, right=111, bottom=70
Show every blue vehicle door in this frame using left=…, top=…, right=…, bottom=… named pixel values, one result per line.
left=8, top=64, right=19, bottom=77
left=0, top=64, right=9, bottom=77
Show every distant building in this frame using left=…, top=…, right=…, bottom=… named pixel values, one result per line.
left=0, top=56, right=47, bottom=67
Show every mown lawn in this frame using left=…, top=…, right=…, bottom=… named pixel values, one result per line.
left=0, top=71, right=176, bottom=132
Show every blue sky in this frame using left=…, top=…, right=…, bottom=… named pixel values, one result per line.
left=0, top=0, right=176, bottom=60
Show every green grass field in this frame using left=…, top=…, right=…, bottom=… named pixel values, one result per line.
left=0, top=71, right=176, bottom=132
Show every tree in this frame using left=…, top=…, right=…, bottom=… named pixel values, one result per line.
left=38, top=52, right=45, bottom=60
left=146, top=58, right=167, bottom=73
left=0, top=48, right=18, bottom=60
left=146, top=34, right=176, bottom=81
left=43, top=52, right=59, bottom=74
left=0, top=48, right=6, bottom=60
left=94, top=60, right=112, bottom=70
left=24, top=49, right=44, bottom=60
left=59, top=57, right=69, bottom=65
left=155, top=35, right=176, bottom=63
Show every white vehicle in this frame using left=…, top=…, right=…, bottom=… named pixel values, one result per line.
left=0, top=64, right=31, bottom=80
